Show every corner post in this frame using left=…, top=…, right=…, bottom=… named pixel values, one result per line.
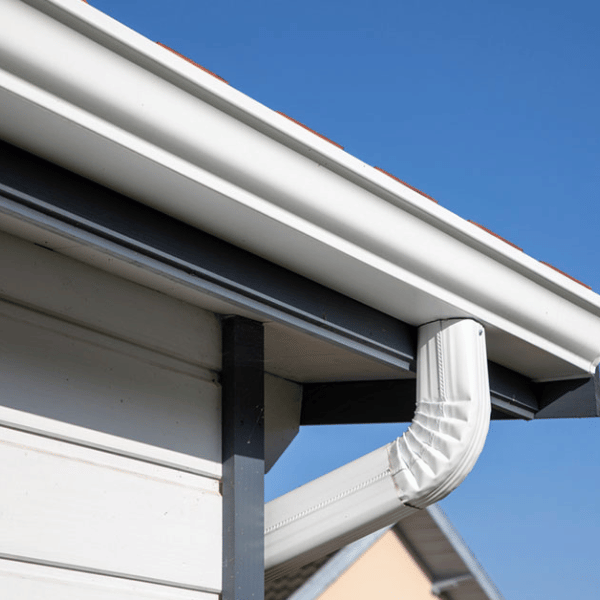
left=222, top=316, right=265, bottom=599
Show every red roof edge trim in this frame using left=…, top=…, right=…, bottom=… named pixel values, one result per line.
left=374, top=167, right=438, bottom=204
left=275, top=111, right=344, bottom=150
left=468, top=220, right=523, bottom=252
left=156, top=42, right=228, bottom=84
left=539, top=261, right=592, bottom=290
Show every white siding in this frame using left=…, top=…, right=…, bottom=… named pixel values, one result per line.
left=0, top=559, right=216, bottom=600
left=0, top=230, right=222, bottom=369
left=0, top=230, right=223, bottom=597
left=0, top=426, right=221, bottom=590
left=0, top=301, right=221, bottom=477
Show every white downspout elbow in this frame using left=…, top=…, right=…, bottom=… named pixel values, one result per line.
left=265, top=318, right=491, bottom=580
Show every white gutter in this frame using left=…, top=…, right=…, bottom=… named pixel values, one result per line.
left=265, top=319, right=490, bottom=579
left=1, top=0, right=600, bottom=380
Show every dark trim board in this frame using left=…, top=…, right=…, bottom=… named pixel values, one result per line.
left=302, top=363, right=541, bottom=424
left=302, top=380, right=418, bottom=425
left=222, top=316, right=265, bottom=600
left=535, top=374, right=599, bottom=419
left=1, top=140, right=597, bottom=423
left=0, top=140, right=415, bottom=373
left=302, top=369, right=599, bottom=424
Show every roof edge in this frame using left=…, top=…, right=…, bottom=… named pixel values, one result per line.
left=1, top=0, right=599, bottom=379
left=427, top=505, right=505, bottom=600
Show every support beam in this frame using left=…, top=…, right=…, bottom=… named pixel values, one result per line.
left=302, top=369, right=598, bottom=424
left=302, top=362, right=538, bottom=424
left=302, top=379, right=416, bottom=425
left=487, top=362, right=537, bottom=420
left=222, top=316, right=265, bottom=600
left=535, top=376, right=599, bottom=419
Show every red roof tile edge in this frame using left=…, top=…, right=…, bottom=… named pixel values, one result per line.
left=374, top=167, right=438, bottom=204
left=539, top=261, right=592, bottom=290
left=468, top=220, right=523, bottom=252
left=120, top=39, right=591, bottom=294
left=156, top=42, right=228, bottom=84
left=276, top=111, right=344, bottom=150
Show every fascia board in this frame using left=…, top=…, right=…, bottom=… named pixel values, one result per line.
left=426, top=505, right=505, bottom=600
left=1, top=0, right=600, bottom=379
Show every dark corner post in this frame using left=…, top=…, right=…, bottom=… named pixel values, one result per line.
left=222, top=316, right=265, bottom=600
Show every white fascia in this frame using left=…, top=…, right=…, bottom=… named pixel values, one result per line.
left=264, top=319, right=491, bottom=579
left=1, top=0, right=600, bottom=379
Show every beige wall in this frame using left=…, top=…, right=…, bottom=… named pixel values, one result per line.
left=318, top=530, right=439, bottom=600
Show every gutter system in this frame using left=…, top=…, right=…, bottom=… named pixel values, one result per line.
left=0, top=0, right=595, bottom=592
left=1, top=0, right=600, bottom=382
left=265, top=319, right=490, bottom=579
left=0, top=0, right=595, bottom=587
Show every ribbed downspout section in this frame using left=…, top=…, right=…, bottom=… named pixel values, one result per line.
left=265, top=319, right=491, bottom=580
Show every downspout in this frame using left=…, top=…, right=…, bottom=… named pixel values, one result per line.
left=265, top=318, right=491, bottom=580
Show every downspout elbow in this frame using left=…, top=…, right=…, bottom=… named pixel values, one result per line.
left=265, top=319, right=491, bottom=580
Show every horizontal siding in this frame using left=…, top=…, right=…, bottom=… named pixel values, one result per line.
left=0, top=229, right=221, bottom=369
left=0, top=300, right=221, bottom=478
left=0, top=230, right=224, bottom=595
left=0, top=558, right=218, bottom=600
left=0, top=426, right=221, bottom=591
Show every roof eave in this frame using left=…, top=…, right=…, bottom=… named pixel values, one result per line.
left=1, top=0, right=599, bottom=380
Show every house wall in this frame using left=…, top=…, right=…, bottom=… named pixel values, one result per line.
left=317, top=530, right=438, bottom=600
left=0, top=230, right=223, bottom=598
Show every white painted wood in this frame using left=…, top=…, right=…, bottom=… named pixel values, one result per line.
left=0, top=224, right=226, bottom=594
left=0, top=299, right=221, bottom=478
left=0, top=558, right=217, bottom=600
left=0, top=426, right=222, bottom=591
left=0, top=230, right=221, bottom=369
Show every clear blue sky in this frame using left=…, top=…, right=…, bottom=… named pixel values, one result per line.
left=92, top=1, right=599, bottom=598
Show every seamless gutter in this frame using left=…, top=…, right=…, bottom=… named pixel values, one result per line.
left=44, top=0, right=588, bottom=299
left=1, top=0, right=600, bottom=379
left=35, top=0, right=585, bottom=298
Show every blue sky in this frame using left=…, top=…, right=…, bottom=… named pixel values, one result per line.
left=91, top=1, right=600, bottom=597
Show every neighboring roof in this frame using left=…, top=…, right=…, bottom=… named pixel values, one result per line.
left=398, top=506, right=504, bottom=600
left=265, top=506, right=504, bottom=600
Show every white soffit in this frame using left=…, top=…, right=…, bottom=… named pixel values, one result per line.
left=1, top=0, right=600, bottom=381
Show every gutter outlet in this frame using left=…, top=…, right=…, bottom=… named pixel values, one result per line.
left=265, top=318, right=491, bottom=580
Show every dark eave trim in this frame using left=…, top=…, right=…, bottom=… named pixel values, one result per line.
left=302, top=368, right=599, bottom=423
left=535, top=374, right=599, bottom=419
left=0, top=140, right=414, bottom=372
left=302, top=365, right=540, bottom=423
left=1, top=141, right=597, bottom=422
left=221, top=316, right=265, bottom=599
